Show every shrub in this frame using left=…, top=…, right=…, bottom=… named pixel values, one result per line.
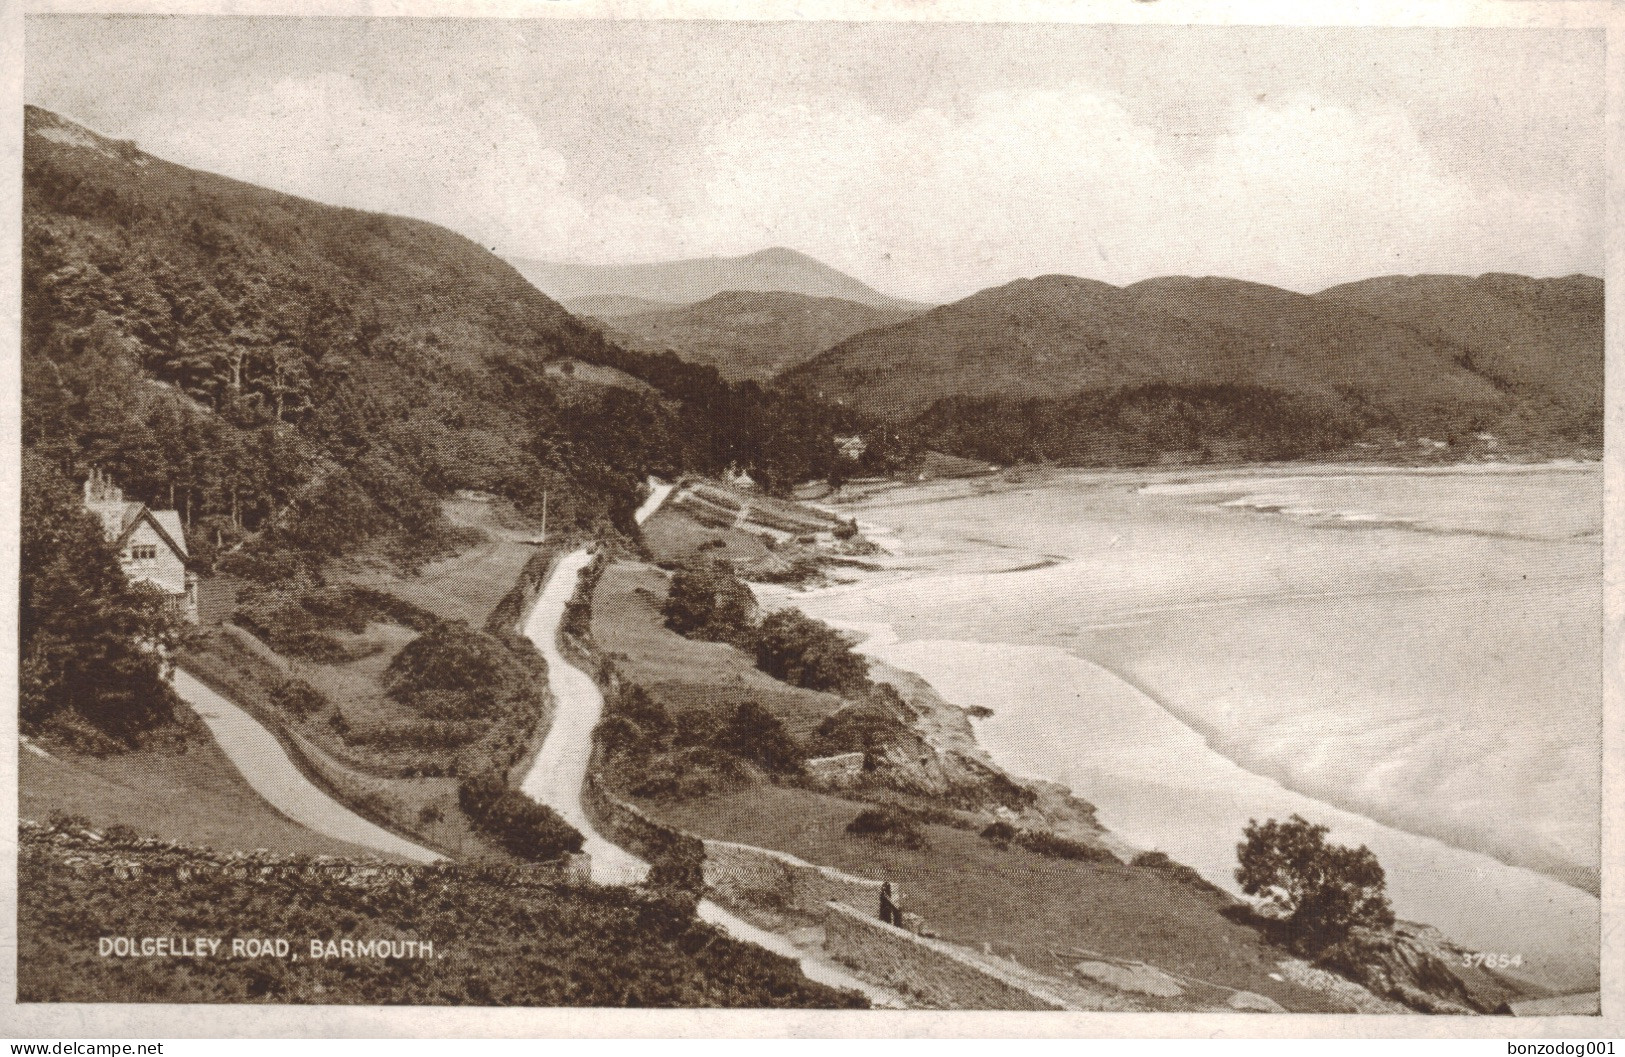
left=101, top=823, right=141, bottom=844
left=752, top=609, right=868, bottom=692
left=629, top=747, right=755, bottom=801
left=458, top=772, right=585, bottom=862
left=1133, top=851, right=1225, bottom=896
left=980, top=820, right=1018, bottom=846
left=644, top=832, right=707, bottom=895
left=1014, top=829, right=1118, bottom=863
left=1235, top=814, right=1395, bottom=953
left=662, top=557, right=756, bottom=644
left=844, top=807, right=928, bottom=849
left=47, top=810, right=91, bottom=832
left=613, top=684, right=675, bottom=740
left=384, top=622, right=539, bottom=723
left=716, top=702, right=804, bottom=775
left=270, top=677, right=327, bottom=718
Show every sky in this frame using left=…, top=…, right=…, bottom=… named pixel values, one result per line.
left=24, top=17, right=1606, bottom=303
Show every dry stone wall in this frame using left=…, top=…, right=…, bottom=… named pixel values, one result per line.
left=21, top=820, right=591, bottom=889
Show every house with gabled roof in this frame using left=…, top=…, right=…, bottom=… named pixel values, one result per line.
left=83, top=468, right=198, bottom=623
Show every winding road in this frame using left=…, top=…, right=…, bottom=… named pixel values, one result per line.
left=171, top=670, right=442, bottom=863
left=519, top=480, right=903, bottom=1005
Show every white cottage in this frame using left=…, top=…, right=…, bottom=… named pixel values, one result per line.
left=83, top=469, right=197, bottom=622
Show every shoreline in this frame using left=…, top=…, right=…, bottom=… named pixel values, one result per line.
left=766, top=463, right=1601, bottom=994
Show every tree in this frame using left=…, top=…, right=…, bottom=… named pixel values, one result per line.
left=662, top=557, right=756, bottom=644
left=716, top=702, right=803, bottom=774
left=20, top=453, right=183, bottom=745
left=1235, top=814, right=1395, bottom=951
left=752, top=609, right=869, bottom=692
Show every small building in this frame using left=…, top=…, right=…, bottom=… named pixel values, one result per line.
left=723, top=465, right=757, bottom=490
left=834, top=435, right=867, bottom=461
left=83, top=469, right=197, bottom=623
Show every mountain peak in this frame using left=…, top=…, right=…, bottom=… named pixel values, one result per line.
left=507, top=246, right=924, bottom=313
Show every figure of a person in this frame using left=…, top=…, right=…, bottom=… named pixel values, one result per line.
left=879, top=882, right=899, bottom=926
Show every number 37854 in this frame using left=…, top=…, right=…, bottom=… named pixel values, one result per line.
left=1462, top=952, right=1523, bottom=969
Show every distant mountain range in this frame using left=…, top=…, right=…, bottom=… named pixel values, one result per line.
left=590, top=290, right=920, bottom=382
left=507, top=247, right=925, bottom=313
left=780, top=272, right=1601, bottom=462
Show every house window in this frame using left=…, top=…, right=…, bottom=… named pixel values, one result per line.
left=131, top=545, right=159, bottom=561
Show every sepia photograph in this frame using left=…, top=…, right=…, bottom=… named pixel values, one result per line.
left=4, top=2, right=1616, bottom=1037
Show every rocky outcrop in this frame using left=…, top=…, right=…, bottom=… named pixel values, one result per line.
left=1314, top=924, right=1498, bottom=1015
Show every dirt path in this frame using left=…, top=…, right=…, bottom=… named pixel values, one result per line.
left=171, top=670, right=442, bottom=864
left=518, top=481, right=904, bottom=1006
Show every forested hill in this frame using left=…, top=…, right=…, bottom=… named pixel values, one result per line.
left=590, top=290, right=920, bottom=382
left=21, top=105, right=856, bottom=580
left=784, top=272, right=1603, bottom=464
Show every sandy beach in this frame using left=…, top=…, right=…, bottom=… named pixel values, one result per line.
left=776, top=463, right=1602, bottom=993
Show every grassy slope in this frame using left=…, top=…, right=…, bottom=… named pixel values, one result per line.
left=18, top=836, right=863, bottom=1008
left=18, top=742, right=390, bottom=860
left=343, top=494, right=543, bottom=629
left=653, top=787, right=1345, bottom=1013
left=594, top=290, right=918, bottom=382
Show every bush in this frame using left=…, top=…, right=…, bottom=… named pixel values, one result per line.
left=629, top=746, right=755, bottom=801
left=1013, top=829, right=1118, bottom=863
left=980, top=820, right=1018, bottom=846
left=844, top=807, right=928, bottom=849
left=270, top=677, right=327, bottom=718
left=1235, top=814, right=1395, bottom=953
left=384, top=623, right=538, bottom=722
left=715, top=702, right=804, bottom=775
left=752, top=609, right=869, bottom=692
left=978, top=820, right=1117, bottom=862
left=814, top=702, right=911, bottom=757
left=662, top=557, right=756, bottom=644
left=457, top=772, right=585, bottom=862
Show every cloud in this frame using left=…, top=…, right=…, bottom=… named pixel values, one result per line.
left=128, top=73, right=580, bottom=253
left=122, top=70, right=1601, bottom=302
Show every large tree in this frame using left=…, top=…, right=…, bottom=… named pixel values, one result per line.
left=20, top=453, right=183, bottom=746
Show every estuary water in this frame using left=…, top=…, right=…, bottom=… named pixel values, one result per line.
left=779, top=463, right=1602, bottom=992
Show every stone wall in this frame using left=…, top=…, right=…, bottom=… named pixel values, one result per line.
left=21, top=821, right=591, bottom=889
left=702, top=839, right=885, bottom=919
left=803, top=752, right=865, bottom=790
left=821, top=901, right=1070, bottom=1011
